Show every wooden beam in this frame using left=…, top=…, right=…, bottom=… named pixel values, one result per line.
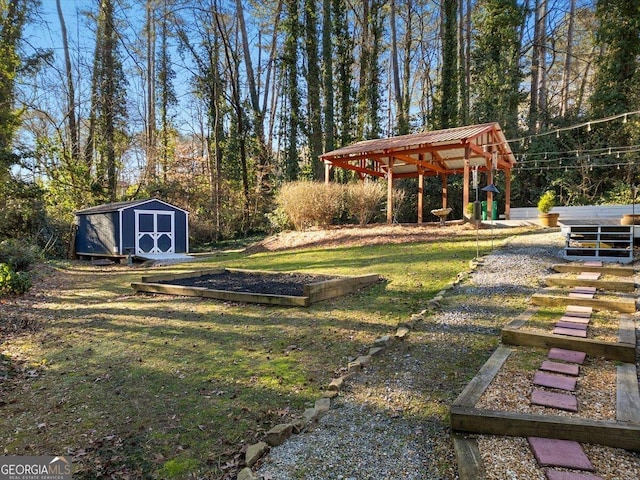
left=418, top=165, right=424, bottom=224
left=530, top=293, right=636, bottom=313
left=543, top=274, right=636, bottom=292
left=551, top=264, right=636, bottom=277
left=505, top=168, right=511, bottom=219
left=450, top=405, right=640, bottom=451
left=463, top=145, right=471, bottom=209
left=617, top=364, right=640, bottom=423
left=387, top=157, right=394, bottom=224
left=452, top=434, right=487, bottom=480
left=453, top=345, right=512, bottom=408
left=441, top=174, right=448, bottom=209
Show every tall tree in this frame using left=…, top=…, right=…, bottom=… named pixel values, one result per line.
left=86, top=0, right=128, bottom=201
left=355, top=0, right=384, bottom=140
left=332, top=0, right=354, bottom=148
left=303, top=0, right=324, bottom=178
left=470, top=0, right=526, bottom=137
left=321, top=0, right=335, bottom=154
left=144, top=0, right=157, bottom=184
left=437, top=0, right=458, bottom=129
left=0, top=0, right=28, bottom=183
left=390, top=0, right=409, bottom=134
left=282, top=0, right=301, bottom=180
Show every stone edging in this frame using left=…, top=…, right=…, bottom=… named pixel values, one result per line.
left=237, top=257, right=486, bottom=480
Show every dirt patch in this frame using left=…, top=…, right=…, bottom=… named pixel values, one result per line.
left=160, top=271, right=337, bottom=296
left=248, top=222, right=478, bottom=253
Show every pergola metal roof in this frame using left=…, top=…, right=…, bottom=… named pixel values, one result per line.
left=320, top=122, right=516, bottom=178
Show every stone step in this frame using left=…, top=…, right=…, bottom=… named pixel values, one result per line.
left=528, top=437, right=594, bottom=471
left=546, top=471, right=604, bottom=480
left=533, top=371, right=577, bottom=391
left=548, top=348, right=587, bottom=365
left=559, top=315, right=590, bottom=325
left=577, top=272, right=601, bottom=281
left=531, top=389, right=578, bottom=412
left=569, top=292, right=595, bottom=299
left=540, top=360, right=580, bottom=376
left=565, top=305, right=593, bottom=318
left=555, top=321, right=588, bottom=331
left=553, top=326, right=588, bottom=338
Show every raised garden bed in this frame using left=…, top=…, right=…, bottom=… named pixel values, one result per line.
left=131, top=268, right=380, bottom=306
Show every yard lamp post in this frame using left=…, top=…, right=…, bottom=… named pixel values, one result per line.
left=481, top=184, right=500, bottom=250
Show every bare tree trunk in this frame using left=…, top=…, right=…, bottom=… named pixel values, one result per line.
left=529, top=0, right=541, bottom=131
left=537, top=0, right=548, bottom=128
left=56, top=0, right=79, bottom=164
left=389, top=0, right=407, bottom=134
left=560, top=0, right=576, bottom=117
left=145, top=0, right=157, bottom=183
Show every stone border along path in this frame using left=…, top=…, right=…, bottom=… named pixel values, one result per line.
left=452, top=258, right=640, bottom=480
left=236, top=264, right=472, bottom=480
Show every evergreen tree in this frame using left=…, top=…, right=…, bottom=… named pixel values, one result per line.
left=282, top=0, right=301, bottom=180
left=86, top=0, right=128, bottom=201
left=0, top=0, right=28, bottom=183
left=469, top=0, right=526, bottom=137
left=437, top=0, right=459, bottom=129
left=304, top=0, right=324, bottom=179
left=333, top=0, right=354, bottom=148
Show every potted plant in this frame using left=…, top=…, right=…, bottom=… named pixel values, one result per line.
left=537, top=190, right=559, bottom=227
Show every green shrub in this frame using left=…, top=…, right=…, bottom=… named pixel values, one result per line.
left=266, top=206, right=293, bottom=233
left=0, top=263, right=32, bottom=296
left=345, top=181, right=386, bottom=225
left=276, top=181, right=344, bottom=231
left=0, top=239, right=42, bottom=271
left=537, top=190, right=556, bottom=213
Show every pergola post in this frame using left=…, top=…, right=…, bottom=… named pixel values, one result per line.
left=486, top=168, right=494, bottom=216
left=387, top=157, right=394, bottom=224
left=505, top=168, right=512, bottom=219
left=324, top=162, right=331, bottom=184
left=463, top=144, right=470, bottom=212
left=441, top=174, right=448, bottom=208
left=418, top=167, right=424, bottom=224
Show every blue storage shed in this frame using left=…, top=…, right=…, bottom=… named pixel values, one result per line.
left=75, top=199, right=189, bottom=259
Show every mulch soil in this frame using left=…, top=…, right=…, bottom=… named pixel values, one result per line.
left=159, top=271, right=338, bottom=297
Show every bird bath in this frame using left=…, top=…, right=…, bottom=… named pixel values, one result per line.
left=431, top=208, right=452, bottom=226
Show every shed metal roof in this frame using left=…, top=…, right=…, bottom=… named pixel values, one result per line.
left=321, top=122, right=516, bottom=178
left=75, top=198, right=188, bottom=215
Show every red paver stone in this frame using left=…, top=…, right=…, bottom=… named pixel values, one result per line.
left=533, top=371, right=577, bottom=391
left=569, top=292, right=594, bottom=299
left=559, top=315, right=590, bottom=325
left=583, top=261, right=603, bottom=267
left=555, top=321, right=588, bottom=330
left=577, top=272, right=601, bottom=281
left=528, top=437, right=594, bottom=470
left=553, top=326, right=588, bottom=338
left=546, top=470, right=603, bottom=480
left=540, top=360, right=580, bottom=376
left=572, top=286, right=597, bottom=294
left=548, top=348, right=587, bottom=364
left=531, top=389, right=578, bottom=412
left=565, top=305, right=592, bottom=318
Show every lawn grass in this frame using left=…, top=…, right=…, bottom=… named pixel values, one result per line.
left=0, top=228, right=526, bottom=478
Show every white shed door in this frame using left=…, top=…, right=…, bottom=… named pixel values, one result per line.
left=135, top=210, right=175, bottom=255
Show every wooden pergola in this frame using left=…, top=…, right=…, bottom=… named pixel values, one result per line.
left=320, top=122, right=517, bottom=223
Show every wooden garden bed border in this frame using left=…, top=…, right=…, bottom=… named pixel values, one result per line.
left=551, top=263, right=635, bottom=277
left=500, top=307, right=636, bottom=362
left=530, top=291, right=637, bottom=313
left=544, top=273, right=636, bottom=292
left=450, top=345, right=640, bottom=455
left=131, top=268, right=379, bottom=307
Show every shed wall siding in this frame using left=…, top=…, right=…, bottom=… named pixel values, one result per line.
left=76, top=212, right=118, bottom=255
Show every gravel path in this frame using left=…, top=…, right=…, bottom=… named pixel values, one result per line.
left=256, top=230, right=568, bottom=479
